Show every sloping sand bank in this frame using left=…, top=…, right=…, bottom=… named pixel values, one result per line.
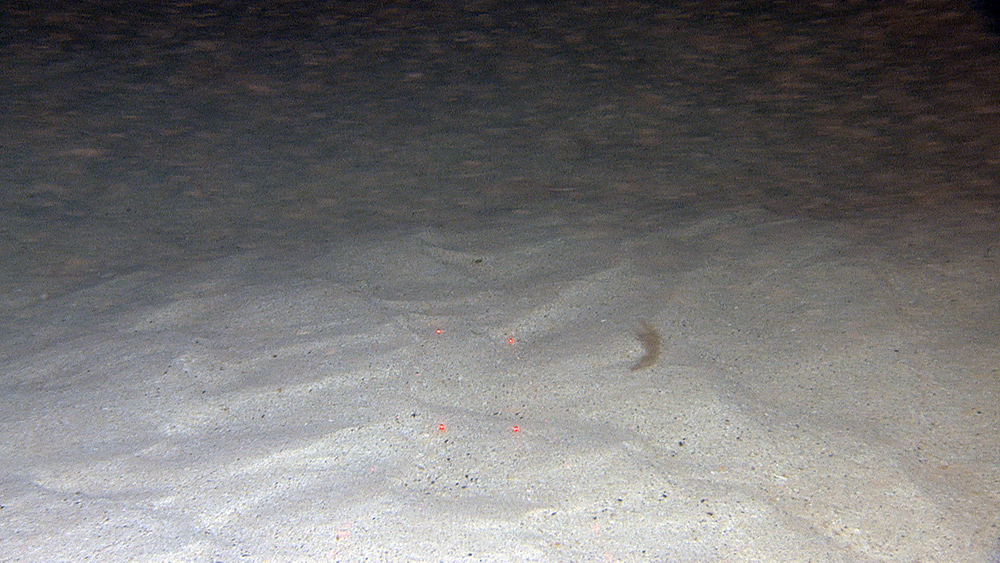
left=2, top=206, right=996, bottom=561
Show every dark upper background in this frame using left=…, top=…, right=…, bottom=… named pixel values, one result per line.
left=1, top=0, right=999, bottom=302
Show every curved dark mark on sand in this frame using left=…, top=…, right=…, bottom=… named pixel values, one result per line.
left=631, top=320, right=662, bottom=371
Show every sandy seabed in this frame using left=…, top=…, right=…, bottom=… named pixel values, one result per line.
left=2, top=1, right=1000, bottom=561
left=3, top=205, right=998, bottom=562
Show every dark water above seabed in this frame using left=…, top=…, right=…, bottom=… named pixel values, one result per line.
left=1, top=0, right=999, bottom=306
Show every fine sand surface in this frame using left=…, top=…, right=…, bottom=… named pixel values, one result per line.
left=3, top=1, right=1000, bottom=561
left=2, top=205, right=998, bottom=561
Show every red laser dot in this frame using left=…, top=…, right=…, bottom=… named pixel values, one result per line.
left=436, top=329, right=443, bottom=335
left=437, top=423, right=446, bottom=432
left=512, top=425, right=520, bottom=433
left=508, top=337, right=515, bottom=345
